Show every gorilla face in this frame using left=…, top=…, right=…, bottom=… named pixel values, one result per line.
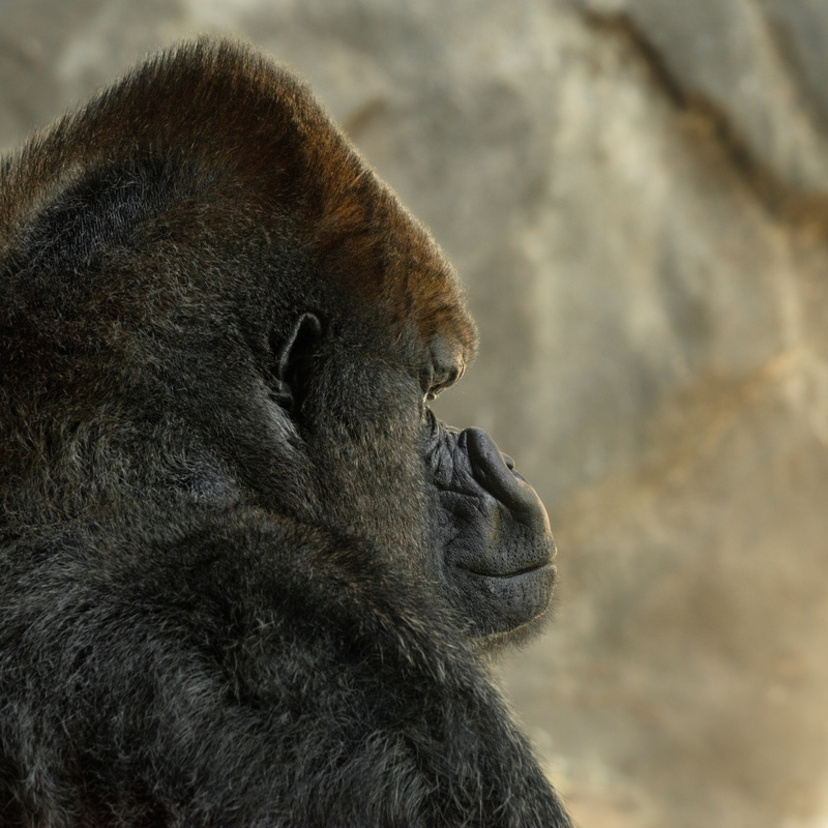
left=267, top=305, right=557, bottom=643
left=414, top=335, right=557, bottom=639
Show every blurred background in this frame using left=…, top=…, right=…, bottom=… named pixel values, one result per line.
left=3, top=1, right=828, bottom=825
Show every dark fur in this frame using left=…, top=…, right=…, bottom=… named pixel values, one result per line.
left=0, top=39, right=572, bottom=826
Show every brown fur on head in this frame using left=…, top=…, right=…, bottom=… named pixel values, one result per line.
left=0, top=37, right=480, bottom=567
left=0, top=38, right=477, bottom=362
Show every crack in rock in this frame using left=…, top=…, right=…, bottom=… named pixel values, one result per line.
left=581, top=7, right=828, bottom=241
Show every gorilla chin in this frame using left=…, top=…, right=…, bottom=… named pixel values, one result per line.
left=0, top=37, right=572, bottom=827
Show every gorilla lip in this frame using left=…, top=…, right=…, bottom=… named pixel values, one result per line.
left=455, top=540, right=557, bottom=580
left=464, top=560, right=557, bottom=579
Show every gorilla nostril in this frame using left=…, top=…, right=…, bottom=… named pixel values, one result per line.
left=502, top=453, right=515, bottom=471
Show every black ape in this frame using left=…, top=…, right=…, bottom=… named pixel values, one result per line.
left=0, top=39, right=571, bottom=827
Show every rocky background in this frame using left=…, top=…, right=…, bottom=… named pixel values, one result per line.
left=3, top=1, right=828, bottom=826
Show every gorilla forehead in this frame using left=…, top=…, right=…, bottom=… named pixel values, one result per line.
left=0, top=38, right=477, bottom=367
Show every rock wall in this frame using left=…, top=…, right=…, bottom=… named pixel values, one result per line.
left=3, top=2, right=828, bottom=826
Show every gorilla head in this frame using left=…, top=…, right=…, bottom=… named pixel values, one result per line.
left=0, top=39, right=568, bottom=826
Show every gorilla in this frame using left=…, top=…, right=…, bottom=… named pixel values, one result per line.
left=0, top=39, right=572, bottom=827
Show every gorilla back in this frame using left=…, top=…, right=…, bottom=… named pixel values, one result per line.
left=0, top=39, right=572, bottom=827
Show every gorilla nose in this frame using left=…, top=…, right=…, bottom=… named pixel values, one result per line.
left=464, top=428, right=545, bottom=520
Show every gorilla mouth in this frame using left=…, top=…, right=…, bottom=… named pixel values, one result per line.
left=464, top=560, right=557, bottom=579
left=456, top=547, right=556, bottom=580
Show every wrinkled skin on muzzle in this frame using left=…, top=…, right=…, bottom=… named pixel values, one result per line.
left=427, top=413, right=557, bottom=636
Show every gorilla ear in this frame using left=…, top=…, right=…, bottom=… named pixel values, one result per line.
left=270, top=313, right=323, bottom=412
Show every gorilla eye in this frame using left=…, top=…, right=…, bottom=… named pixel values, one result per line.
left=423, top=380, right=445, bottom=404
left=419, top=361, right=463, bottom=403
left=419, top=365, right=436, bottom=400
left=431, top=367, right=463, bottom=398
